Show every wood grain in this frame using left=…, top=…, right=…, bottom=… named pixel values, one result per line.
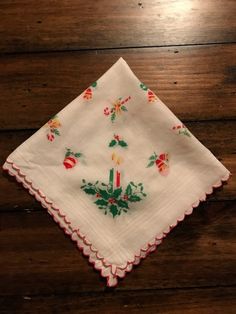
left=0, top=201, right=235, bottom=295
left=1, top=287, right=236, bottom=314
left=0, top=44, right=235, bottom=130
left=0, top=0, right=236, bottom=53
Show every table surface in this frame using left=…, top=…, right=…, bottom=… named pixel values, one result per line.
left=0, top=1, right=235, bottom=313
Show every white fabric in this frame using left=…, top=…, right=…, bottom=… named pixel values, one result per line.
left=3, top=58, right=230, bottom=286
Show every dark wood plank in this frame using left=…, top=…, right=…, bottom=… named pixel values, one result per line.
left=0, top=0, right=236, bottom=53
left=0, top=44, right=235, bottom=130
left=0, top=121, right=235, bottom=211
left=1, top=287, right=236, bottom=314
left=0, top=201, right=235, bottom=295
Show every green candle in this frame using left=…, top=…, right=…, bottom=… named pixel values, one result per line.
left=109, top=168, right=114, bottom=187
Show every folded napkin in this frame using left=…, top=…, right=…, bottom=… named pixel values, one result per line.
left=3, top=57, right=231, bottom=286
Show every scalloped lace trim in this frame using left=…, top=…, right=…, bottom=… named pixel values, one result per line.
left=2, top=158, right=231, bottom=287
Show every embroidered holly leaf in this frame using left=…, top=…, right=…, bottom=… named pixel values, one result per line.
left=74, top=152, right=82, bottom=157
left=111, top=112, right=116, bottom=123
left=184, top=130, right=191, bottom=137
left=140, top=83, right=148, bottom=91
left=113, top=188, right=122, bottom=198
left=125, top=184, right=132, bottom=196
left=129, top=195, right=142, bottom=202
left=54, top=129, right=60, bottom=136
left=147, top=160, right=155, bottom=168
left=98, top=189, right=110, bottom=200
left=82, top=187, right=96, bottom=195
left=95, top=199, right=108, bottom=207
left=91, top=81, right=97, bottom=88
left=109, top=204, right=119, bottom=217
left=121, top=106, right=128, bottom=112
left=149, top=155, right=156, bottom=160
left=109, top=139, right=117, bottom=147
left=117, top=199, right=129, bottom=209
left=118, top=140, right=128, bottom=147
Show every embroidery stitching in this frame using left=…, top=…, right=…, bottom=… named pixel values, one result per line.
left=83, top=81, right=97, bottom=100
left=109, top=134, right=128, bottom=148
left=172, top=124, right=191, bottom=137
left=46, top=115, right=61, bottom=142
left=81, top=169, right=146, bottom=218
left=140, top=83, right=157, bottom=102
left=103, top=96, right=131, bottom=123
left=63, top=148, right=83, bottom=169
left=81, top=133, right=146, bottom=217
left=147, top=152, right=169, bottom=176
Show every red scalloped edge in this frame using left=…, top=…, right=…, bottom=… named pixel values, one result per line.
left=2, top=158, right=231, bottom=287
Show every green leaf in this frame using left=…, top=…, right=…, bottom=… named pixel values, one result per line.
left=98, top=189, right=110, bottom=200
left=65, top=151, right=71, bottom=157
left=111, top=112, right=116, bottom=122
left=95, top=199, right=108, bottom=206
left=91, top=81, right=97, bottom=87
left=117, top=199, right=129, bottom=209
left=51, top=128, right=60, bottom=135
left=74, top=153, right=82, bottom=157
left=129, top=195, right=142, bottom=202
left=147, top=160, right=155, bottom=168
left=140, top=83, right=148, bottom=91
left=118, top=140, right=128, bottom=147
left=149, top=155, right=156, bottom=160
left=109, top=204, right=118, bottom=217
left=121, top=106, right=128, bottom=112
left=109, top=139, right=117, bottom=147
left=113, top=188, right=122, bottom=198
left=82, top=187, right=96, bottom=195
left=125, top=184, right=132, bottom=196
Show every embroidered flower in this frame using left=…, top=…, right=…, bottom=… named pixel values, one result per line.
left=104, top=96, right=131, bottom=122
left=147, top=152, right=169, bottom=176
left=172, top=124, right=191, bottom=137
left=81, top=169, right=146, bottom=218
left=46, top=115, right=61, bottom=142
left=109, top=134, right=128, bottom=148
left=63, top=148, right=83, bottom=169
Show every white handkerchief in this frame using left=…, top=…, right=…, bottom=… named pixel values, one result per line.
left=3, top=58, right=231, bottom=286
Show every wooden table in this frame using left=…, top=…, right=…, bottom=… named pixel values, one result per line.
left=0, top=1, right=235, bottom=313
